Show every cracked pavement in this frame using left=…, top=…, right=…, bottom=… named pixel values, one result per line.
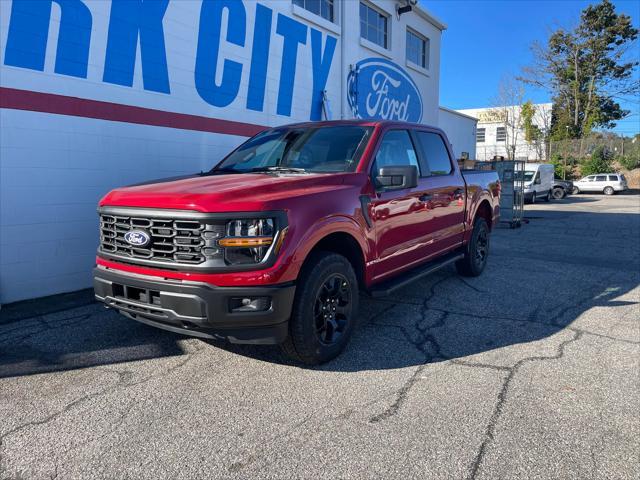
left=1, top=194, right=639, bottom=479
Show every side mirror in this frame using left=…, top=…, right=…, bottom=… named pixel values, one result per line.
left=376, top=165, right=418, bottom=190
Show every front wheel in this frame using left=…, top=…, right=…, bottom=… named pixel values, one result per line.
left=572, top=186, right=580, bottom=195
left=530, top=191, right=537, bottom=204
left=603, top=186, right=615, bottom=196
left=281, top=252, right=359, bottom=365
left=456, top=217, right=490, bottom=277
left=544, top=190, right=551, bottom=202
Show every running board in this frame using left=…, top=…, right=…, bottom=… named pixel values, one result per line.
left=367, top=251, right=464, bottom=298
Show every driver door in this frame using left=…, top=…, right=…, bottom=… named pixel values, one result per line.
left=369, top=129, right=435, bottom=282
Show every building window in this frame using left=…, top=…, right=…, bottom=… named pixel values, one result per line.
left=293, top=0, right=334, bottom=22
left=496, top=127, right=506, bottom=142
left=360, top=2, right=388, bottom=49
left=406, top=28, right=429, bottom=69
left=476, top=128, right=486, bottom=143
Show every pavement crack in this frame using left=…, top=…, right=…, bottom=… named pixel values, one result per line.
left=467, top=329, right=584, bottom=480
left=369, top=277, right=451, bottom=423
left=0, top=346, right=203, bottom=446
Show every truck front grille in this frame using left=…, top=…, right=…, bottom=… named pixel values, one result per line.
left=99, top=212, right=224, bottom=267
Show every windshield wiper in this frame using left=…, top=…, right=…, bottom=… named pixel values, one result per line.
left=202, top=167, right=242, bottom=176
left=253, top=166, right=308, bottom=174
left=203, top=166, right=308, bottom=176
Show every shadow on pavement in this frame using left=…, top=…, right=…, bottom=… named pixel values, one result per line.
left=0, top=210, right=638, bottom=377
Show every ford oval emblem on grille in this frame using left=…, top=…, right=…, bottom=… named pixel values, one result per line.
left=124, top=230, right=151, bottom=247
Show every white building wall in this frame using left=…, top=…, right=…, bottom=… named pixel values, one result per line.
left=0, top=0, right=445, bottom=303
left=458, top=104, right=552, bottom=161
left=437, top=107, right=477, bottom=160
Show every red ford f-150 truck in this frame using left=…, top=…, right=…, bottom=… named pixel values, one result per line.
left=94, top=120, right=500, bottom=364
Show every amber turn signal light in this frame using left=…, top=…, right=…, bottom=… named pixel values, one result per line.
left=218, top=237, right=273, bottom=248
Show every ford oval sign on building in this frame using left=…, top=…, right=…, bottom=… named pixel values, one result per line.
left=347, top=58, right=423, bottom=123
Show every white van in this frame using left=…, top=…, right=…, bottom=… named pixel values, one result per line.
left=516, top=163, right=554, bottom=203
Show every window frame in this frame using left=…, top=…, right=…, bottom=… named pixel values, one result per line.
left=359, top=1, right=390, bottom=50
left=406, top=27, right=429, bottom=70
left=370, top=128, right=423, bottom=189
left=292, top=0, right=335, bottom=23
left=476, top=128, right=486, bottom=143
left=411, top=129, right=455, bottom=178
left=496, top=126, right=507, bottom=142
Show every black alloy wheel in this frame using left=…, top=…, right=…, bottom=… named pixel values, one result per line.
left=281, top=252, right=359, bottom=365
left=456, top=217, right=490, bottom=277
left=475, top=227, right=489, bottom=267
left=313, top=273, right=352, bottom=346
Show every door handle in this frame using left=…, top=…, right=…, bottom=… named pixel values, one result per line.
left=419, top=194, right=433, bottom=202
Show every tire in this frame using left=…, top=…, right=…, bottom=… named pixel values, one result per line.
left=544, top=190, right=551, bottom=202
left=603, top=186, right=614, bottom=196
left=281, top=252, right=359, bottom=365
left=456, top=217, right=490, bottom=277
left=530, top=191, right=536, bottom=204
left=552, top=187, right=565, bottom=200
left=572, top=186, right=580, bottom=194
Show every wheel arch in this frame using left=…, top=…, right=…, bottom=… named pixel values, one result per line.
left=301, top=231, right=366, bottom=289
left=474, top=199, right=494, bottom=230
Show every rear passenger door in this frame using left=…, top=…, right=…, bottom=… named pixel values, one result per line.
left=412, top=130, right=466, bottom=254
left=593, top=175, right=608, bottom=192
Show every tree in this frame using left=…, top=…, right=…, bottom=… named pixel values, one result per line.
left=581, top=145, right=613, bottom=175
left=490, top=78, right=525, bottom=160
left=521, top=101, right=552, bottom=160
left=521, top=0, right=639, bottom=140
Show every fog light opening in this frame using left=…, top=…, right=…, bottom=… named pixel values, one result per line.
left=229, top=296, right=271, bottom=313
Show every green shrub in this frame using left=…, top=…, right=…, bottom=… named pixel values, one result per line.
left=581, top=146, right=613, bottom=176
left=550, top=153, right=576, bottom=178
left=618, top=154, right=640, bottom=171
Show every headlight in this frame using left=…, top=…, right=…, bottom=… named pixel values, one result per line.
left=218, top=218, right=276, bottom=265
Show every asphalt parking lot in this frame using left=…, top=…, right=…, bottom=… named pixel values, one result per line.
left=1, top=194, right=639, bottom=479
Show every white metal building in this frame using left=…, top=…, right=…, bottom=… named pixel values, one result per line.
left=458, top=103, right=553, bottom=161
left=438, top=106, right=477, bottom=160
left=0, top=0, right=460, bottom=303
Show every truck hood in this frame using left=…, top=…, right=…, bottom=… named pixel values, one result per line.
left=100, top=172, right=361, bottom=212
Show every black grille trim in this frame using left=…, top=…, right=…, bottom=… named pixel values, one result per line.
left=97, top=207, right=288, bottom=272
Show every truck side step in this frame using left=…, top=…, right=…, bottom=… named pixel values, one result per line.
left=367, top=251, right=464, bottom=298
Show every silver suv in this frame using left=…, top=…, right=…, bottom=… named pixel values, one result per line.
left=573, top=173, right=628, bottom=195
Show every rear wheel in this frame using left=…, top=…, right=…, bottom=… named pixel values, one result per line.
left=572, top=186, right=580, bottom=194
left=456, top=217, right=490, bottom=277
left=552, top=187, right=565, bottom=200
left=603, top=186, right=615, bottom=196
left=281, top=252, right=359, bottom=365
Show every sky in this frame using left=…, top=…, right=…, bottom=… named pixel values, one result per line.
left=427, top=0, right=640, bottom=136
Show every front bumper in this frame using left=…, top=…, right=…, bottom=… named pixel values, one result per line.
left=94, top=266, right=295, bottom=344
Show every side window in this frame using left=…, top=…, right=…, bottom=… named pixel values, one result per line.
left=372, top=130, right=420, bottom=173
left=608, top=175, right=619, bottom=181
left=595, top=175, right=607, bottom=182
left=587, top=176, right=595, bottom=182
left=415, top=131, right=453, bottom=176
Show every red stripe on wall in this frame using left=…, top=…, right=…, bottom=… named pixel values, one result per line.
left=0, top=87, right=268, bottom=137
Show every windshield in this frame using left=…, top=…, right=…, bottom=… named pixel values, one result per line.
left=212, top=126, right=373, bottom=174
left=515, top=171, right=535, bottom=182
